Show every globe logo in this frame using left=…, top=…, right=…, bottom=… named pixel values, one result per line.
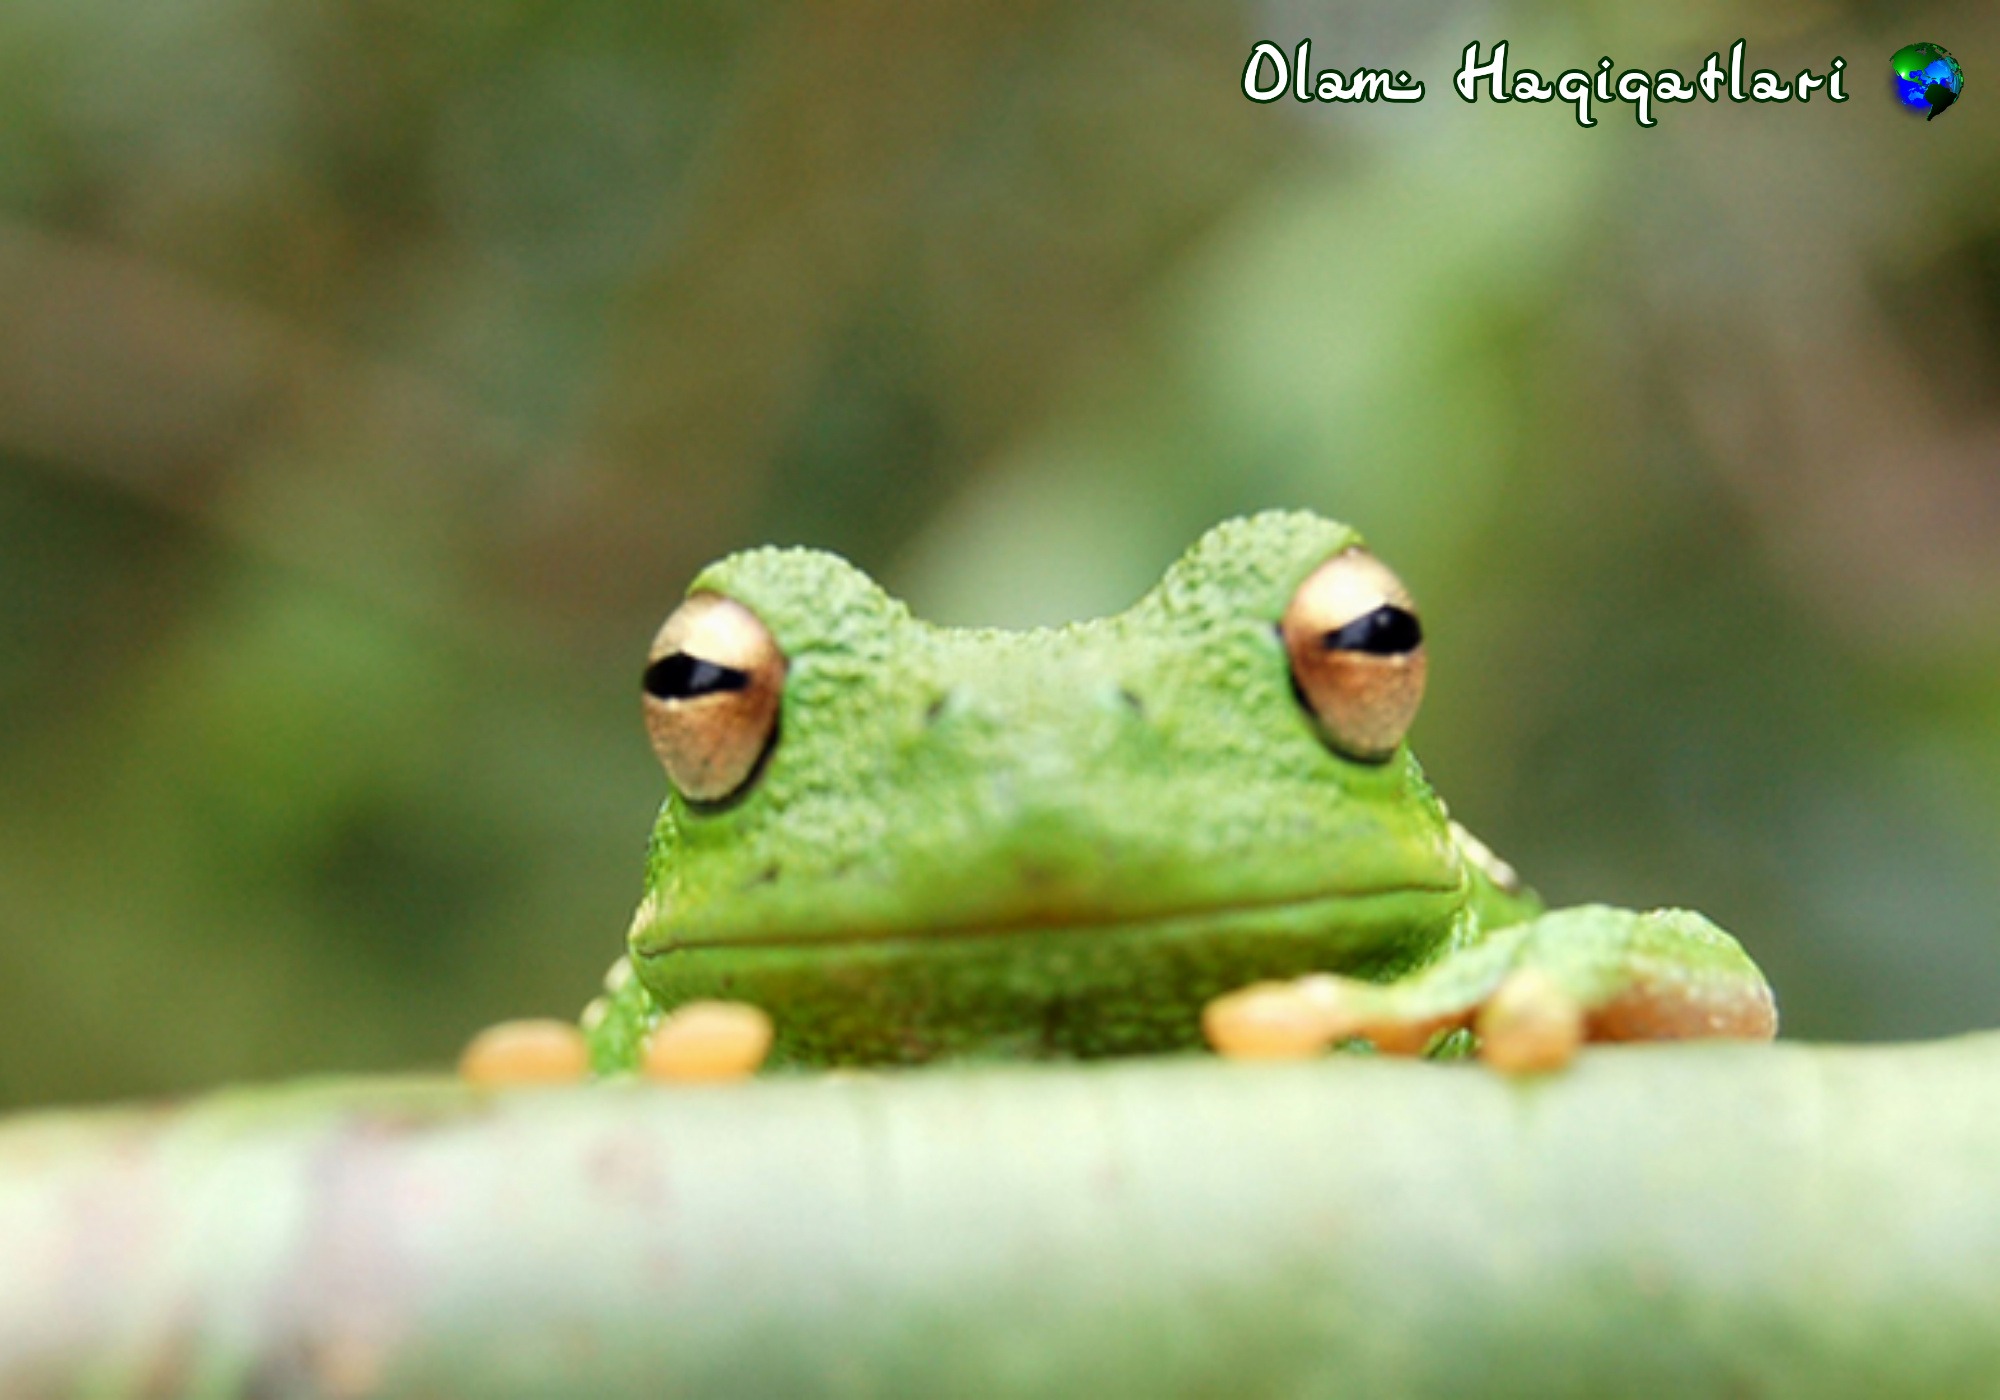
left=1892, top=42, right=1963, bottom=120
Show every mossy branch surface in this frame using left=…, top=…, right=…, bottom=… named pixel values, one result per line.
left=4, top=1035, right=1999, bottom=1397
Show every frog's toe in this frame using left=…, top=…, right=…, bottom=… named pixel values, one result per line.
left=459, top=1019, right=592, bottom=1086
left=1202, top=982, right=1338, bottom=1060
left=1474, top=969, right=1584, bottom=1074
left=1203, top=975, right=1473, bottom=1061
left=1292, top=973, right=1474, bottom=1057
left=643, top=1000, right=775, bottom=1082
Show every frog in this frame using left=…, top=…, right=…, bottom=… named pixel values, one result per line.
left=461, top=511, right=1776, bottom=1086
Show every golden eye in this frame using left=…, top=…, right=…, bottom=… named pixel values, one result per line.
left=1281, top=548, right=1426, bottom=762
left=642, top=594, right=785, bottom=802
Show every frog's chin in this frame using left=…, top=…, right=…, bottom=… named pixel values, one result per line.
left=628, top=884, right=1469, bottom=1064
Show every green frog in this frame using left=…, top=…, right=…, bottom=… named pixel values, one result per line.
left=542, top=511, right=1775, bottom=1080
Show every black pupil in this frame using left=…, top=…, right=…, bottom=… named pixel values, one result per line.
left=644, top=653, right=750, bottom=700
left=1323, top=605, right=1422, bottom=656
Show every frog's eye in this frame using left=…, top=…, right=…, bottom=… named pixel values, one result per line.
left=1281, top=548, right=1426, bottom=762
left=643, top=594, right=786, bottom=803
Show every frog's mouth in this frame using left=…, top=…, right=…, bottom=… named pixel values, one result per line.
left=628, top=879, right=1467, bottom=1065
left=633, top=877, right=1465, bottom=960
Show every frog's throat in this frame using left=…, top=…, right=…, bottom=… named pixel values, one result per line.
left=632, top=879, right=1467, bottom=958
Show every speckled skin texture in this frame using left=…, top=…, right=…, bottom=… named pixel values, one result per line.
left=586, top=512, right=1772, bottom=1071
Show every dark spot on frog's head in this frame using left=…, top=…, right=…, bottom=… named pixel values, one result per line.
left=924, top=688, right=969, bottom=727
left=751, top=863, right=781, bottom=887
left=1117, top=688, right=1145, bottom=718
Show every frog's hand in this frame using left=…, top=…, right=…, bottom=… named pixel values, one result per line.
left=1204, top=906, right=1777, bottom=1072
left=448, top=960, right=664, bottom=1087
left=577, top=961, right=775, bottom=1081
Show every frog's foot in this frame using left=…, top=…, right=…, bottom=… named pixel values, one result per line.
left=1203, top=906, right=1777, bottom=1073
left=459, top=1019, right=592, bottom=1085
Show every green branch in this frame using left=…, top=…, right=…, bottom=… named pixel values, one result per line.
left=4, top=1035, right=1999, bottom=1396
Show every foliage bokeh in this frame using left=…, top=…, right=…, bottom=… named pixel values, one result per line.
left=1, top=0, right=1995, bottom=1107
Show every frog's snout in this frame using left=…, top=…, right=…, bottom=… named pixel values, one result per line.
left=910, top=677, right=1159, bottom=876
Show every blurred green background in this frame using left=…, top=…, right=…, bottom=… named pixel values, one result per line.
left=1, top=0, right=1995, bottom=1108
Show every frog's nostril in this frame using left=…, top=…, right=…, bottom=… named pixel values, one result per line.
left=924, top=694, right=951, bottom=726
left=1117, top=688, right=1145, bottom=718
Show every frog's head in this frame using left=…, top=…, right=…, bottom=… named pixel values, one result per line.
left=628, top=511, right=1477, bottom=1060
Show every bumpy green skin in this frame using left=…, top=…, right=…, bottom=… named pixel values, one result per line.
left=585, top=512, right=1770, bottom=1072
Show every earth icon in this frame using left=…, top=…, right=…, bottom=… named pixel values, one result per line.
left=1892, top=42, right=1964, bottom=120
